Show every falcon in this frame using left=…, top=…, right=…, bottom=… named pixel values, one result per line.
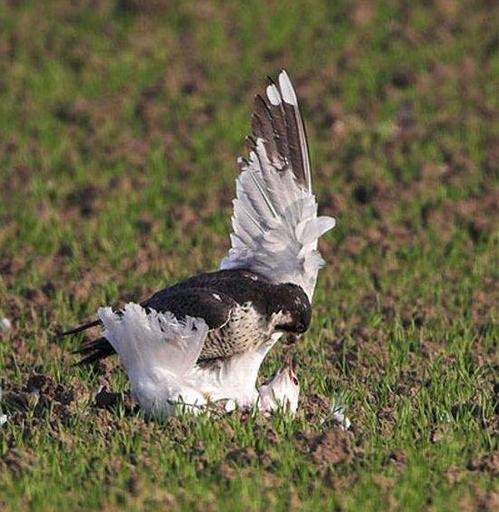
left=62, top=70, right=335, bottom=416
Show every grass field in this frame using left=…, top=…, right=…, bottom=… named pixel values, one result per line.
left=0, top=0, right=498, bottom=510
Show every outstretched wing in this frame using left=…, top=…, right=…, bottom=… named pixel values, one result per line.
left=220, top=70, right=335, bottom=301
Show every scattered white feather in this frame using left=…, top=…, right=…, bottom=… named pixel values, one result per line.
left=330, top=399, right=351, bottom=431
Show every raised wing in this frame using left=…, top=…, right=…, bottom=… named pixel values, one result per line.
left=220, top=70, right=335, bottom=301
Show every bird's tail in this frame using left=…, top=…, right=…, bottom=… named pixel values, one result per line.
left=59, top=314, right=114, bottom=365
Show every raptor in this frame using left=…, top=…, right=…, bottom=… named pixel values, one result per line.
left=63, top=70, right=335, bottom=416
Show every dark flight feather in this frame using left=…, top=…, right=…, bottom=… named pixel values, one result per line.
left=245, top=72, right=311, bottom=192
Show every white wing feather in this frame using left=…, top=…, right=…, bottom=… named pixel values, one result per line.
left=98, top=303, right=209, bottom=416
left=98, top=303, right=209, bottom=382
left=221, top=70, right=335, bottom=301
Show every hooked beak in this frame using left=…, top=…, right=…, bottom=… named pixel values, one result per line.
left=283, top=349, right=296, bottom=373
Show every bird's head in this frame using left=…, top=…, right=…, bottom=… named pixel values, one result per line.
left=271, top=282, right=311, bottom=335
left=258, top=355, right=299, bottom=415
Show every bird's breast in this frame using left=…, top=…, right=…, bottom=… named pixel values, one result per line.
left=200, top=302, right=273, bottom=360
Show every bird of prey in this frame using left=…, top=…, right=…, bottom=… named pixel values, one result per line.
left=62, top=70, right=335, bottom=416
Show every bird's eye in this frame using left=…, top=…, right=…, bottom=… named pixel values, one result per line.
left=292, top=376, right=299, bottom=386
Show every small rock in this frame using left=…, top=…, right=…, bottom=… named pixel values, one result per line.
left=26, top=373, right=55, bottom=395
left=0, top=318, right=12, bottom=331
left=95, top=388, right=120, bottom=408
left=0, top=414, right=7, bottom=427
left=224, top=399, right=236, bottom=413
